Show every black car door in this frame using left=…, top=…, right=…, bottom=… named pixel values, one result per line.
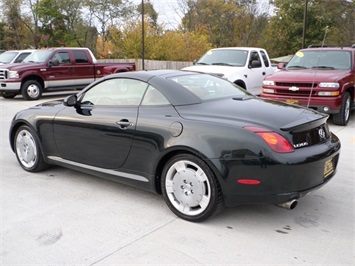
left=53, top=78, right=148, bottom=169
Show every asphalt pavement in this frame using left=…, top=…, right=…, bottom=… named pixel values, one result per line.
left=1, top=92, right=354, bottom=265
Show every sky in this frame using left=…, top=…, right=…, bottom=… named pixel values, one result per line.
left=133, top=0, right=183, bottom=30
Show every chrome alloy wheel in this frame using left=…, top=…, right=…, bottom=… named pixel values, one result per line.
left=165, top=160, right=211, bottom=216
left=15, top=129, right=38, bottom=168
left=344, top=96, right=350, bottom=122
left=26, top=84, right=40, bottom=99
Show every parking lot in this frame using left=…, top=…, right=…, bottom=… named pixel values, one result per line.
left=1, top=92, right=354, bottom=265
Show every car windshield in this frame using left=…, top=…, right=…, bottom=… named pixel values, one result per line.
left=286, top=50, right=351, bottom=70
left=23, top=50, right=53, bottom=63
left=169, top=74, right=249, bottom=100
left=0, top=52, right=18, bottom=63
left=196, top=49, right=248, bottom=66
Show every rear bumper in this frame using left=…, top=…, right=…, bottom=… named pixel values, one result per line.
left=213, top=133, right=341, bottom=207
left=260, top=92, right=343, bottom=114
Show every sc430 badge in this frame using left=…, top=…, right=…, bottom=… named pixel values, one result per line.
left=293, top=142, right=309, bottom=148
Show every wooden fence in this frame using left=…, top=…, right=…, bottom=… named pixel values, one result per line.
left=98, top=59, right=193, bottom=71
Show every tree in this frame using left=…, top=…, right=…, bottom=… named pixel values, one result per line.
left=84, top=0, right=134, bottom=53
left=0, top=0, right=33, bottom=49
left=261, top=0, right=355, bottom=57
left=318, top=0, right=355, bottom=46
left=157, top=31, right=212, bottom=61
left=137, top=0, right=158, bottom=28
left=181, top=0, right=269, bottom=47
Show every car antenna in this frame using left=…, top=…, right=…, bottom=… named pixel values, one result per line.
left=307, top=26, right=329, bottom=108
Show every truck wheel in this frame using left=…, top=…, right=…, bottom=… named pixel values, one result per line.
left=1, top=92, right=17, bottom=99
left=21, top=80, right=43, bottom=100
left=332, top=92, right=351, bottom=126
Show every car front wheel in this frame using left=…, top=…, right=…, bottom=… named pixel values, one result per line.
left=21, top=80, right=43, bottom=100
left=14, top=125, right=49, bottom=172
left=161, top=154, right=224, bottom=222
left=332, top=92, right=351, bottom=126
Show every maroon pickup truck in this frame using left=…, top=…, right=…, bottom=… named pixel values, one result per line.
left=0, top=47, right=136, bottom=100
left=261, top=45, right=355, bottom=126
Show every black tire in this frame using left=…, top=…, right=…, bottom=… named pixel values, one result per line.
left=161, top=154, right=224, bottom=222
left=21, top=80, right=43, bottom=100
left=332, top=92, right=351, bottom=126
left=1, top=92, right=17, bottom=99
left=14, top=125, right=49, bottom=172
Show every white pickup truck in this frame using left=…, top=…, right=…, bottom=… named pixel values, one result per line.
left=0, top=50, right=36, bottom=65
left=183, top=47, right=276, bottom=95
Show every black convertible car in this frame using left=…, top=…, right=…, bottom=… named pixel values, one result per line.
left=9, top=70, right=341, bottom=222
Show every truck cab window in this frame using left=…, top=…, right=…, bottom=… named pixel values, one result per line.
left=51, top=52, right=70, bottom=65
left=260, top=51, right=270, bottom=67
left=249, top=52, right=262, bottom=68
left=73, top=50, right=89, bottom=64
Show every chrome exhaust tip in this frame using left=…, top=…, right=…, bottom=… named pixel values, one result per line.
left=277, top=199, right=298, bottom=210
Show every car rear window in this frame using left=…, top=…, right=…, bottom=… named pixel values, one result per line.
left=168, top=74, right=248, bottom=100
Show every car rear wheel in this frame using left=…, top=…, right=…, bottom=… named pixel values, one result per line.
left=14, top=125, right=49, bottom=172
left=161, top=154, right=224, bottom=222
left=332, top=92, right=351, bottom=126
left=21, top=80, right=43, bottom=100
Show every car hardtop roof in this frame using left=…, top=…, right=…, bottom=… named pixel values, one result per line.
left=304, top=45, right=355, bottom=51
left=2, top=49, right=37, bottom=53
left=37, top=47, right=92, bottom=51
left=108, top=69, right=192, bottom=81
left=210, top=47, right=266, bottom=51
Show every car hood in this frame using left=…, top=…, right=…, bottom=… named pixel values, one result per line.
left=1, top=62, right=42, bottom=71
left=268, top=69, right=349, bottom=82
left=182, top=65, right=243, bottom=78
left=176, top=96, right=327, bottom=132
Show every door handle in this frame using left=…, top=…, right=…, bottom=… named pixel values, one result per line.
left=116, top=119, right=134, bottom=129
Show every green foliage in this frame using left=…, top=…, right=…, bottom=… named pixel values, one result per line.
left=0, top=0, right=34, bottom=49
left=0, top=0, right=352, bottom=60
left=181, top=0, right=269, bottom=47
left=137, top=0, right=158, bottom=27
left=261, top=0, right=355, bottom=57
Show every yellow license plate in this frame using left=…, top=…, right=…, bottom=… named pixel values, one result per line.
left=324, top=158, right=334, bottom=178
left=286, top=99, right=299, bottom=104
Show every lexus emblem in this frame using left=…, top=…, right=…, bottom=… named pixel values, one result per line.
left=318, top=128, right=326, bottom=139
left=289, top=86, right=300, bottom=91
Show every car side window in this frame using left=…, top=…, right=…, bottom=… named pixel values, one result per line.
left=260, top=50, right=270, bottom=67
left=73, top=50, right=89, bottom=64
left=249, top=51, right=262, bottom=68
left=51, top=52, right=70, bottom=65
left=81, top=78, right=148, bottom=106
left=58, top=52, right=71, bottom=64
left=141, top=86, right=170, bottom=105
left=14, top=52, right=31, bottom=63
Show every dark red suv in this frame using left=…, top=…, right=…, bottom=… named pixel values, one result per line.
left=261, top=45, right=355, bottom=126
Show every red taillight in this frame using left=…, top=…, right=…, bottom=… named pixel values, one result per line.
left=237, top=179, right=261, bottom=185
left=244, top=126, right=294, bottom=153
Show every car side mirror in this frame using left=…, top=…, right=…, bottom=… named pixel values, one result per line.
left=193, top=59, right=197, bottom=65
left=277, top=62, right=285, bottom=69
left=250, top=60, right=262, bottom=68
left=48, top=59, right=59, bottom=67
left=64, top=94, right=78, bottom=107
